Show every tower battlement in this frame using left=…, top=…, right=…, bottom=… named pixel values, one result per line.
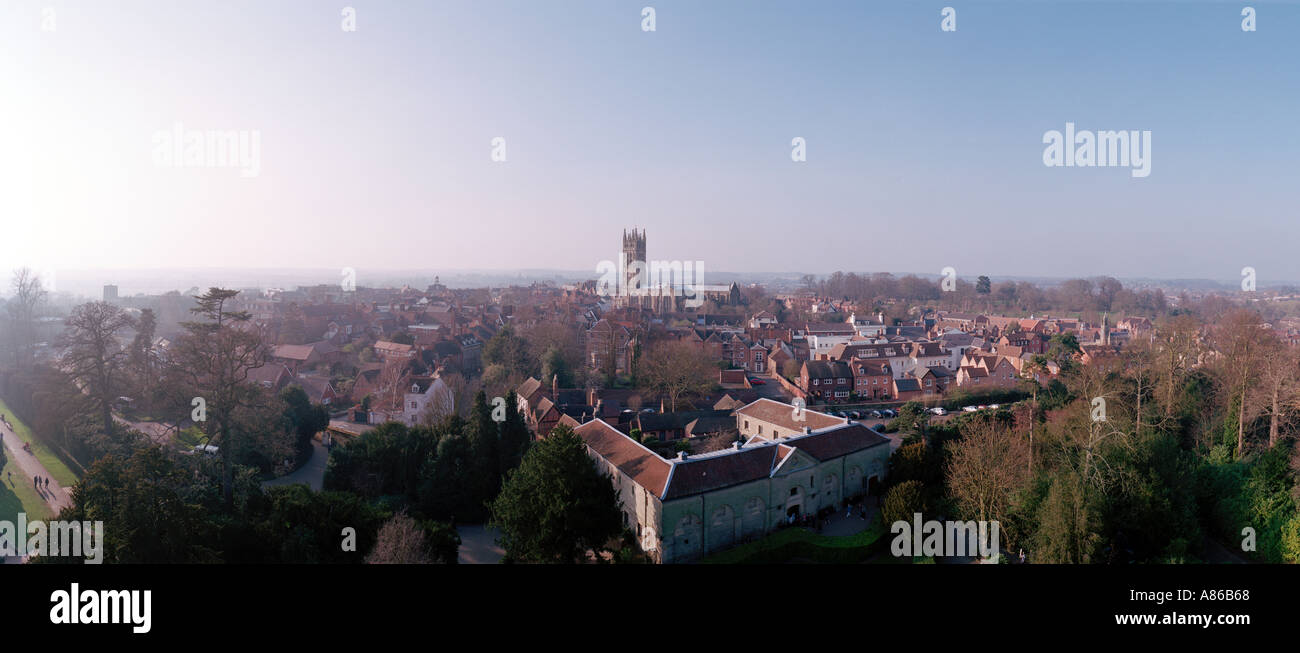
left=622, top=228, right=646, bottom=250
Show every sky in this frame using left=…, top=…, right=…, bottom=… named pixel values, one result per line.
left=3, top=0, right=1299, bottom=284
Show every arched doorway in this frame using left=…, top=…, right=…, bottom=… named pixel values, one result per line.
left=785, top=486, right=804, bottom=520
left=846, top=465, right=863, bottom=500
left=708, top=505, right=735, bottom=552
left=822, top=473, right=840, bottom=510
left=672, top=514, right=702, bottom=562
left=742, top=496, right=766, bottom=538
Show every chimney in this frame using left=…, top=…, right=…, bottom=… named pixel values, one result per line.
left=732, top=440, right=742, bottom=451
left=803, top=426, right=812, bottom=434
left=677, top=451, right=687, bottom=461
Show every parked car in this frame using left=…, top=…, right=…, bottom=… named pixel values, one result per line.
left=930, top=407, right=948, bottom=416
left=848, top=411, right=861, bottom=419
left=880, top=409, right=896, bottom=418
left=962, top=405, right=978, bottom=412
left=750, top=378, right=766, bottom=385
left=869, top=410, right=882, bottom=418
left=989, top=404, right=1001, bottom=409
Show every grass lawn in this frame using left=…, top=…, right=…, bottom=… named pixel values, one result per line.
left=0, top=398, right=80, bottom=488
left=0, top=455, right=53, bottom=524
left=703, top=520, right=887, bottom=564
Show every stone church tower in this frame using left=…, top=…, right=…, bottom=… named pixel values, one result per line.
left=622, top=228, right=647, bottom=300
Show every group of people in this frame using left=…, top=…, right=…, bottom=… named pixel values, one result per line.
left=2, top=414, right=59, bottom=498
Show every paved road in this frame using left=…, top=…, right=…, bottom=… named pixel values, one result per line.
left=262, top=440, right=328, bottom=491
left=0, top=421, right=72, bottom=515
left=113, top=415, right=177, bottom=446
left=751, top=377, right=793, bottom=401
left=456, top=525, right=504, bottom=564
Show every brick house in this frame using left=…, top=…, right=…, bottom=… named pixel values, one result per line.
left=849, top=359, right=892, bottom=401
left=800, top=360, right=853, bottom=403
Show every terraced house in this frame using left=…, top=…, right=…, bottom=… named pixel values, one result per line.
left=574, top=398, right=890, bottom=563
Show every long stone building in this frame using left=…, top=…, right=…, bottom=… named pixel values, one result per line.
left=573, top=398, right=891, bottom=563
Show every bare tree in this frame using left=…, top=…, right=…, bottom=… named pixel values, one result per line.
left=1212, top=309, right=1267, bottom=458
left=8, top=268, right=48, bottom=368
left=59, top=301, right=135, bottom=438
left=1253, top=335, right=1300, bottom=449
left=366, top=511, right=431, bottom=564
left=1154, top=313, right=1201, bottom=419
left=638, top=340, right=715, bottom=412
left=946, top=416, right=1030, bottom=524
left=375, top=358, right=412, bottom=415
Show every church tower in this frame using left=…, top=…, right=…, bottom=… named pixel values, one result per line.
left=621, top=228, right=647, bottom=301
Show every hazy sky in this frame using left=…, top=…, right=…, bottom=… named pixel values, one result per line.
left=4, top=1, right=1298, bottom=282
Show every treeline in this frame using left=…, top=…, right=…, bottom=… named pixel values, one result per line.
left=811, top=272, right=1170, bottom=317
left=0, top=364, right=326, bottom=478
left=324, top=391, right=530, bottom=524
left=40, top=446, right=459, bottom=564
left=880, top=310, right=1300, bottom=563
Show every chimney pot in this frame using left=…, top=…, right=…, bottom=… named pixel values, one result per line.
left=803, top=426, right=812, bottom=434
left=677, top=451, right=686, bottom=461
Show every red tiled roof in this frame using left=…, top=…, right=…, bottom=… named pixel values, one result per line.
left=734, top=398, right=843, bottom=432
left=781, top=423, right=889, bottom=461
left=661, top=446, right=780, bottom=501
left=574, top=420, right=672, bottom=498
left=272, top=344, right=315, bottom=361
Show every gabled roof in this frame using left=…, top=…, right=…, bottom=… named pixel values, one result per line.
left=272, top=344, right=315, bottom=361
left=803, top=359, right=853, bottom=379
left=733, top=397, right=843, bottom=432
left=894, top=378, right=921, bottom=392
left=517, top=377, right=543, bottom=401
left=777, top=422, right=889, bottom=462
left=660, top=446, right=781, bottom=501
left=574, top=419, right=672, bottom=498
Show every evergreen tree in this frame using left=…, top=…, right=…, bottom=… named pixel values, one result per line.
left=489, top=424, right=622, bottom=563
